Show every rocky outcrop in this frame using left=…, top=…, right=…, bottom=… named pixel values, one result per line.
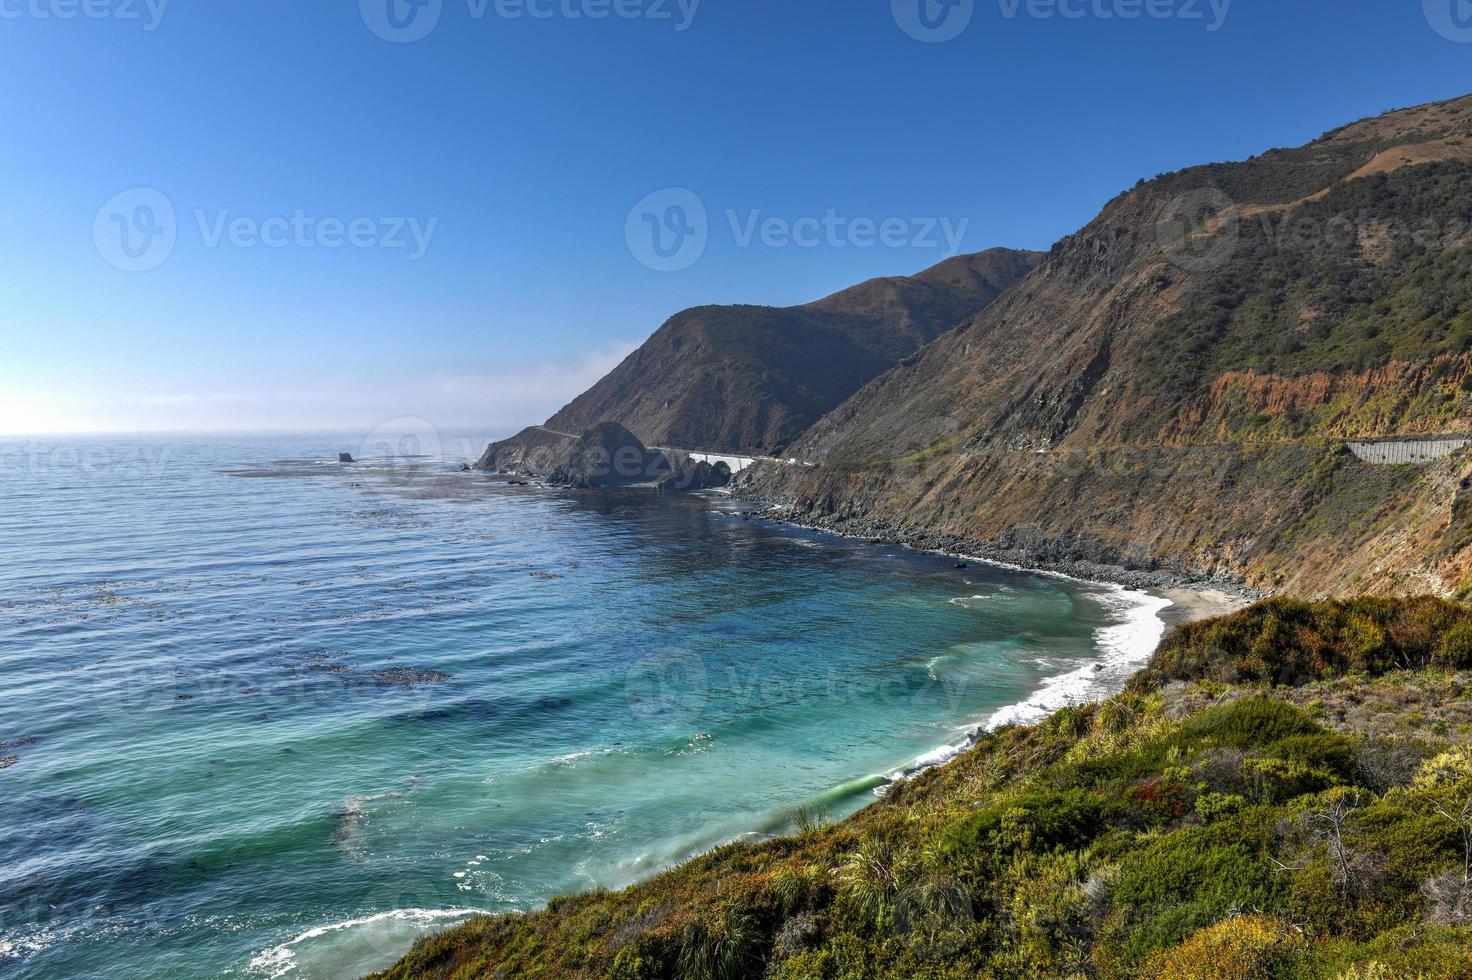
left=657, top=459, right=732, bottom=493
left=477, top=422, right=739, bottom=493
left=480, top=422, right=669, bottom=489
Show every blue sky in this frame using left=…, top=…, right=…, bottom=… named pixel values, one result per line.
left=3, top=0, right=1470, bottom=436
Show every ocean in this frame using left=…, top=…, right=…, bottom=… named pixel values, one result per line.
left=0, top=432, right=1168, bottom=978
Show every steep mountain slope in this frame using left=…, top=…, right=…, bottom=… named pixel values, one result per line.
left=481, top=249, right=1040, bottom=466
left=745, top=94, right=1472, bottom=598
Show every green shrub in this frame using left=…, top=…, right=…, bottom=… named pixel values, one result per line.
left=1413, top=747, right=1472, bottom=791
left=1307, top=924, right=1472, bottom=978
left=1195, top=792, right=1248, bottom=823
left=1175, top=697, right=1325, bottom=749
left=1240, top=756, right=1338, bottom=804
left=1269, top=732, right=1360, bottom=781
left=676, top=905, right=763, bottom=980
left=941, top=790, right=1107, bottom=859
left=1137, top=597, right=1472, bottom=689
left=1109, top=819, right=1286, bottom=965
left=1144, top=914, right=1301, bottom=979
left=1437, top=620, right=1472, bottom=669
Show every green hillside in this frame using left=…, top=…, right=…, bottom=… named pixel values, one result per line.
left=375, top=597, right=1472, bottom=978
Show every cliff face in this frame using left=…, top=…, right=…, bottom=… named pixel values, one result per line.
left=742, top=94, right=1472, bottom=598
left=513, top=249, right=1041, bottom=459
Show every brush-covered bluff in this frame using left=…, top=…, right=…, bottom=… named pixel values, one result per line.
left=375, top=596, right=1472, bottom=978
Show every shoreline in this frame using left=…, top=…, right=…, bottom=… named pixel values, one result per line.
left=1151, top=585, right=1251, bottom=630
left=721, top=493, right=1267, bottom=600
left=706, top=497, right=1253, bottom=787
left=714, top=495, right=1258, bottom=620
left=267, top=486, right=1258, bottom=975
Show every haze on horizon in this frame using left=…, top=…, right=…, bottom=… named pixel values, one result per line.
left=4, top=0, right=1470, bottom=437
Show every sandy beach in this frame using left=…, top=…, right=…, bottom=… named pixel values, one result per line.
left=1153, top=586, right=1252, bottom=631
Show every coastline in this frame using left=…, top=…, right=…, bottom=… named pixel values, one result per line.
left=293, top=489, right=1258, bottom=976
left=706, top=496, right=1253, bottom=789
left=721, top=494, right=1266, bottom=600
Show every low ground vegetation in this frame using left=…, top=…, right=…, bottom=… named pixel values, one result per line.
left=375, top=598, right=1472, bottom=978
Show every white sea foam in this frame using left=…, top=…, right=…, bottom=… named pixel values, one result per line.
left=986, top=585, right=1169, bottom=730
left=549, top=749, right=595, bottom=766
left=248, top=907, right=486, bottom=979
left=883, top=581, right=1172, bottom=790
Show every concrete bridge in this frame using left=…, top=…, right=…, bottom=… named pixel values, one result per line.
left=528, top=427, right=807, bottom=474
left=649, top=448, right=791, bottom=474
left=1347, top=437, right=1471, bottom=465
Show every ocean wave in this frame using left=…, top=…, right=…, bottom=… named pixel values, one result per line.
left=986, top=584, right=1169, bottom=729
left=248, top=907, right=485, bottom=979
left=947, top=586, right=1015, bottom=609
left=885, top=583, right=1171, bottom=789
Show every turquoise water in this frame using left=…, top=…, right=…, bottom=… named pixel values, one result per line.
left=0, top=433, right=1168, bottom=979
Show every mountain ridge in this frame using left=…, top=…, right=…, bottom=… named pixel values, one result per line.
left=477, top=248, right=1041, bottom=469
left=739, top=93, right=1472, bottom=599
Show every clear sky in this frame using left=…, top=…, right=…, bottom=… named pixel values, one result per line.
left=3, top=0, right=1470, bottom=436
